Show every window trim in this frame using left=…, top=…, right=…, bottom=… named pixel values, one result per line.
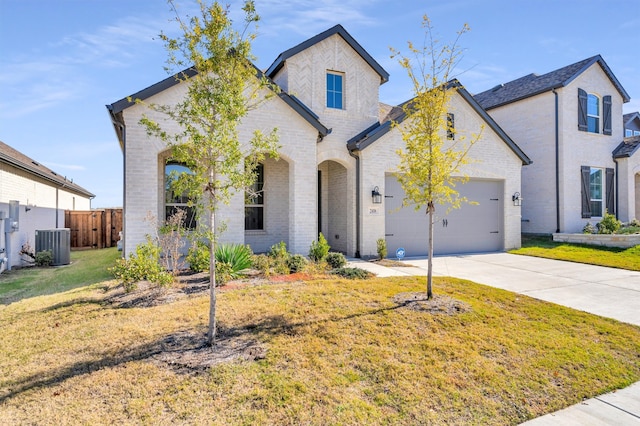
left=326, top=71, right=344, bottom=110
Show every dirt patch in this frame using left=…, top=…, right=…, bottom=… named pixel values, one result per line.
left=393, top=292, right=471, bottom=315
left=149, top=330, right=266, bottom=374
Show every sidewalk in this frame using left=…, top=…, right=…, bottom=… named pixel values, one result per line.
left=347, top=253, right=640, bottom=425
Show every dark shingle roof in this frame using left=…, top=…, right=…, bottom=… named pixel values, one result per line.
left=475, top=55, right=630, bottom=110
left=613, top=136, right=640, bottom=158
left=624, top=112, right=640, bottom=126
left=265, top=24, right=389, bottom=84
left=347, top=80, right=532, bottom=165
left=0, top=141, right=95, bottom=198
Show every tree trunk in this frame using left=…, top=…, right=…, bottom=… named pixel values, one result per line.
left=207, top=207, right=217, bottom=346
left=427, top=202, right=434, bottom=300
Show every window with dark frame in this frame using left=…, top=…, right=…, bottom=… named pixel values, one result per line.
left=447, top=113, right=455, bottom=140
left=587, top=94, right=600, bottom=134
left=165, top=162, right=197, bottom=229
left=245, top=163, right=264, bottom=230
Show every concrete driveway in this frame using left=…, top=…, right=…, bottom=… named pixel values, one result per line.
left=347, top=253, right=640, bottom=424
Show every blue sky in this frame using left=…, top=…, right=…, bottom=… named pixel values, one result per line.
left=1, top=0, right=638, bottom=208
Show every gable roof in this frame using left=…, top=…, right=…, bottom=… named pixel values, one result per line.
left=475, top=55, right=630, bottom=110
left=0, top=141, right=95, bottom=198
left=107, top=66, right=330, bottom=143
left=624, top=112, right=640, bottom=127
left=265, top=24, right=390, bottom=85
left=613, top=135, right=640, bottom=158
left=347, top=80, right=532, bottom=165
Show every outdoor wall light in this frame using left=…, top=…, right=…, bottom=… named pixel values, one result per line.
left=372, top=186, right=382, bottom=204
left=512, top=192, right=522, bottom=206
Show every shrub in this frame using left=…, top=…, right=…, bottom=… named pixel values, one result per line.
left=269, top=241, right=288, bottom=259
left=35, top=250, right=53, bottom=267
left=630, top=218, right=640, bottom=228
left=215, top=261, right=234, bottom=285
left=267, top=241, right=290, bottom=275
left=583, top=222, right=596, bottom=234
left=215, top=244, right=253, bottom=280
left=187, top=241, right=210, bottom=272
left=287, top=254, right=308, bottom=273
left=326, top=252, right=347, bottom=269
left=597, top=211, right=621, bottom=234
left=109, top=236, right=173, bottom=292
left=376, top=238, right=387, bottom=260
left=309, top=232, right=330, bottom=262
left=331, top=267, right=373, bottom=280
left=251, top=254, right=271, bottom=275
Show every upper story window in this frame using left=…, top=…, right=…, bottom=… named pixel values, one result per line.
left=326, top=72, right=344, bottom=109
left=626, top=129, right=640, bottom=137
left=578, top=88, right=612, bottom=135
left=447, top=113, right=455, bottom=140
left=587, top=94, right=599, bottom=133
left=165, top=162, right=196, bottom=229
left=245, top=163, right=264, bottom=231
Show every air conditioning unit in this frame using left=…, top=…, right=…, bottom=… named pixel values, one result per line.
left=35, top=229, right=71, bottom=266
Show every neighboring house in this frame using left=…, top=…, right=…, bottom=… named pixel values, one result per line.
left=475, top=55, right=635, bottom=234
left=108, top=24, right=530, bottom=259
left=0, top=141, right=94, bottom=271
left=624, top=112, right=640, bottom=137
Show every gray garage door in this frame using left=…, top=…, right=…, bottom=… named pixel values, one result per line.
left=384, top=176, right=504, bottom=257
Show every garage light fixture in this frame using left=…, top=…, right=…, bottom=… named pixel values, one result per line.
left=512, top=192, right=522, bottom=206
left=372, top=186, right=382, bottom=204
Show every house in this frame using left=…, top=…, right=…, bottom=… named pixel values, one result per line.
left=474, top=55, right=635, bottom=234
left=107, top=24, right=530, bottom=259
left=624, top=112, right=640, bottom=137
left=0, top=141, right=94, bottom=271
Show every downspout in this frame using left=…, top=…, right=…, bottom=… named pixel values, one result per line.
left=613, top=157, right=619, bottom=220
left=348, top=149, right=361, bottom=258
left=553, top=89, right=560, bottom=233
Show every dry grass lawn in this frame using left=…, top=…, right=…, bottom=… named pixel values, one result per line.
left=1, top=266, right=640, bottom=425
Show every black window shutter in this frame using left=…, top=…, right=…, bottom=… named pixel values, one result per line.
left=606, top=167, right=615, bottom=215
left=603, top=95, right=612, bottom=135
left=578, top=88, right=588, bottom=132
left=447, top=113, right=455, bottom=140
left=581, top=166, right=591, bottom=218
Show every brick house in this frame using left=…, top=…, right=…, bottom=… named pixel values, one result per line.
left=475, top=55, right=636, bottom=234
left=108, top=25, right=530, bottom=258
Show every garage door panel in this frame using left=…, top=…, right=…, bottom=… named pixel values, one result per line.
left=385, top=176, right=503, bottom=257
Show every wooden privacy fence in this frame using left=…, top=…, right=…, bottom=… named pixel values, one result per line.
left=64, top=209, right=122, bottom=250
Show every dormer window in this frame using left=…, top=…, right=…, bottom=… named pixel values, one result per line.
left=326, top=71, right=344, bottom=109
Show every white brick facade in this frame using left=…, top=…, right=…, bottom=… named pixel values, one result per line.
left=113, top=25, right=526, bottom=258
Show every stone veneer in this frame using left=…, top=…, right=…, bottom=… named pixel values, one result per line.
left=553, top=233, right=640, bottom=248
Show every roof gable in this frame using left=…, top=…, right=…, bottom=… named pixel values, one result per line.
left=475, top=55, right=630, bottom=110
left=613, top=135, right=640, bottom=158
left=348, top=80, right=532, bottom=165
left=265, top=24, right=389, bottom=85
left=0, top=141, right=94, bottom=198
left=107, top=66, right=329, bottom=138
left=624, top=112, right=640, bottom=127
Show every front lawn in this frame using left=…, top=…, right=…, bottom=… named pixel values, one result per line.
left=1, top=267, right=639, bottom=424
left=510, top=235, right=640, bottom=271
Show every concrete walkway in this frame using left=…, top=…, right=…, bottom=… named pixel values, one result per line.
left=347, top=253, right=640, bottom=425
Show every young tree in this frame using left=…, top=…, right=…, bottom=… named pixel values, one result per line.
left=139, top=0, right=279, bottom=345
left=391, top=16, right=480, bottom=299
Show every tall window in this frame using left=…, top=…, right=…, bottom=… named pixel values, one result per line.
left=587, top=94, right=600, bottom=133
left=165, top=162, right=196, bottom=229
left=447, top=113, right=455, bottom=140
left=589, top=168, right=603, bottom=217
left=326, top=72, right=344, bottom=109
left=245, top=163, right=264, bottom=230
